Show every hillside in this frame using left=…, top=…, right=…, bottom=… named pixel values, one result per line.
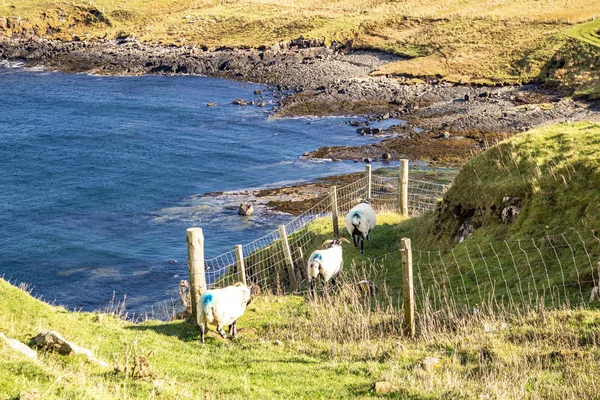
left=0, top=0, right=599, bottom=95
left=3, top=121, right=600, bottom=398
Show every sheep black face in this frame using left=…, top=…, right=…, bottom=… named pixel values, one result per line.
left=308, top=238, right=350, bottom=299
left=346, top=200, right=376, bottom=254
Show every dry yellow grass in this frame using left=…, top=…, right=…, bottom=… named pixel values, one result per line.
left=0, top=0, right=598, bottom=86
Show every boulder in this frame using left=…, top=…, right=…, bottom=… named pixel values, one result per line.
left=33, top=330, right=108, bottom=367
left=0, top=333, right=37, bottom=360
left=374, top=381, right=396, bottom=394
left=232, top=98, right=247, bottom=106
left=18, top=389, right=40, bottom=400
left=501, top=206, right=520, bottom=224
left=500, top=197, right=521, bottom=224
left=454, top=218, right=474, bottom=243
left=421, top=357, right=441, bottom=372
left=238, top=203, right=254, bottom=216
left=207, top=102, right=216, bottom=107
left=382, top=152, right=392, bottom=161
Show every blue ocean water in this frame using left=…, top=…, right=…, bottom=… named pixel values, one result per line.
left=0, top=66, right=397, bottom=314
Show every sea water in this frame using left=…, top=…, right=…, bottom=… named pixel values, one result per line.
left=0, top=67, right=399, bottom=314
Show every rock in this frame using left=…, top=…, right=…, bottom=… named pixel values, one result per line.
left=256, top=102, right=266, bottom=107
left=33, top=330, right=108, bottom=367
left=232, top=98, right=247, bottom=106
left=501, top=206, right=520, bottom=224
left=18, top=389, right=40, bottom=400
left=238, top=203, right=254, bottom=216
left=421, top=357, right=441, bottom=372
left=207, top=102, right=216, bottom=107
left=274, top=340, right=283, bottom=346
left=349, top=120, right=365, bottom=127
left=374, top=381, right=396, bottom=394
left=0, top=333, right=37, bottom=360
left=253, top=89, right=263, bottom=95
left=382, top=152, right=391, bottom=160
left=438, top=131, right=451, bottom=139
left=464, top=94, right=471, bottom=102
left=363, top=158, right=372, bottom=163
left=454, top=218, right=474, bottom=243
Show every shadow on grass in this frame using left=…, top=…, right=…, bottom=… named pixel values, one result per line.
left=126, top=319, right=199, bottom=341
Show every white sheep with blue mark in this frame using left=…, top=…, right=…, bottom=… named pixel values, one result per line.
left=345, top=199, right=376, bottom=253
left=197, top=283, right=256, bottom=343
left=307, top=238, right=350, bottom=297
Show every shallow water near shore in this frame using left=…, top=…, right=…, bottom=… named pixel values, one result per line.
left=0, top=67, right=402, bottom=314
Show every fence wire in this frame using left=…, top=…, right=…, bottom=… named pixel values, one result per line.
left=201, top=169, right=449, bottom=294
left=412, top=230, right=600, bottom=314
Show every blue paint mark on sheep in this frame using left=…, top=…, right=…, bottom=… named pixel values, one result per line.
left=314, top=253, right=322, bottom=261
left=202, top=293, right=213, bottom=307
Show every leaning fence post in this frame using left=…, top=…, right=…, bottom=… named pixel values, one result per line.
left=330, top=185, right=340, bottom=237
left=365, top=164, right=372, bottom=199
left=186, top=227, right=206, bottom=324
left=278, top=225, right=298, bottom=292
left=398, top=159, right=409, bottom=217
left=234, top=244, right=247, bottom=285
left=401, top=237, right=415, bottom=337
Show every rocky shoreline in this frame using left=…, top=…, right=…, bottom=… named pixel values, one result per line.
left=1, top=35, right=599, bottom=206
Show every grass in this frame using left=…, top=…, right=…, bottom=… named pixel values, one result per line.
left=3, top=122, right=600, bottom=398
left=0, top=0, right=598, bottom=92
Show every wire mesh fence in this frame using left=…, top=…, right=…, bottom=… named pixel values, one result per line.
left=411, top=229, right=600, bottom=315
left=199, top=166, right=450, bottom=294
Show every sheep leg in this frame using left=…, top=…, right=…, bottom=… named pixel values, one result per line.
left=311, top=279, right=317, bottom=299
left=217, top=325, right=227, bottom=339
left=352, top=233, right=358, bottom=247
left=200, top=323, right=206, bottom=344
left=229, top=320, right=238, bottom=338
left=360, top=237, right=364, bottom=254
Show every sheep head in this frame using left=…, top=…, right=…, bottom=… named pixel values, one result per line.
left=321, top=238, right=351, bottom=248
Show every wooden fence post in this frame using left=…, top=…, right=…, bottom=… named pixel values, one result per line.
left=186, top=227, right=206, bottom=324
left=330, top=185, right=339, bottom=237
left=399, top=159, right=409, bottom=217
left=365, top=164, right=372, bottom=199
left=278, top=225, right=298, bottom=292
left=234, top=244, right=247, bottom=285
left=401, top=237, right=415, bottom=337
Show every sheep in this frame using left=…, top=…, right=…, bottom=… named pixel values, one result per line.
left=197, top=283, right=257, bottom=343
left=307, top=238, right=350, bottom=298
left=590, top=261, right=600, bottom=303
left=346, top=199, right=376, bottom=253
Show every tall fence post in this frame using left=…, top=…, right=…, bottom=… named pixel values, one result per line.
left=365, top=164, right=372, bottom=199
left=234, top=244, right=247, bottom=285
left=401, top=237, right=415, bottom=337
left=398, top=159, right=409, bottom=217
left=278, top=225, right=298, bottom=292
left=330, top=185, right=339, bottom=237
left=186, top=227, right=206, bottom=324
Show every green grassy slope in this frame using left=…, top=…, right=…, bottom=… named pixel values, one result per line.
left=3, top=121, right=600, bottom=398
